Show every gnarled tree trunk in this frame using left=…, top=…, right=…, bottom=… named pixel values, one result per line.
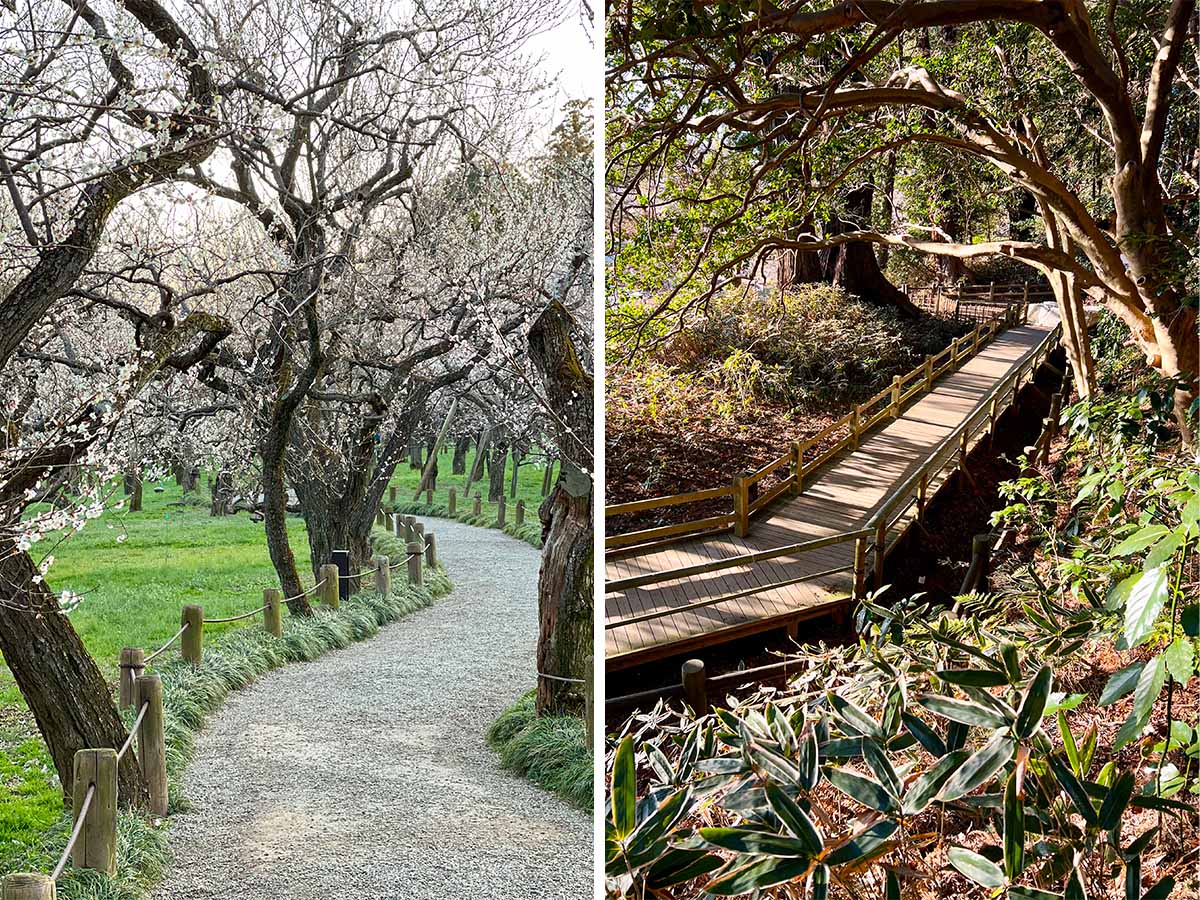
left=823, top=186, right=922, bottom=318
left=528, top=298, right=593, bottom=717
left=0, top=548, right=149, bottom=808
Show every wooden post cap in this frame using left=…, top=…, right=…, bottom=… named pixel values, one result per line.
left=118, top=647, right=144, bottom=710
left=2, top=874, right=56, bottom=899
left=424, top=533, right=437, bottom=570
left=318, top=563, right=340, bottom=609
left=406, top=541, right=424, bottom=587
left=447, top=488, right=457, bottom=514
left=515, top=499, right=525, bottom=523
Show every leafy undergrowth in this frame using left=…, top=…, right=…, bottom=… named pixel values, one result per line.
left=604, top=333, right=1198, bottom=899
left=606, top=284, right=965, bottom=523
left=2, top=535, right=451, bottom=898
left=488, top=690, right=592, bottom=811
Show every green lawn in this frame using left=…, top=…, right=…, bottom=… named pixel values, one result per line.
left=0, top=448, right=550, bottom=858
left=388, top=446, right=554, bottom=515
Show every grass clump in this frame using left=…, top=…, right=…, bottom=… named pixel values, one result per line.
left=486, top=691, right=591, bottom=811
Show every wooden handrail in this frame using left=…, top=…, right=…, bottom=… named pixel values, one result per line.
left=605, top=485, right=734, bottom=517
left=748, top=451, right=792, bottom=484
left=605, top=513, right=738, bottom=549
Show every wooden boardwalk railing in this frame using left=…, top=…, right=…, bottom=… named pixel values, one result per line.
left=606, top=304, right=1024, bottom=554
left=605, top=315, right=1064, bottom=670
left=908, top=280, right=1054, bottom=322
left=3, top=522, right=436, bottom=895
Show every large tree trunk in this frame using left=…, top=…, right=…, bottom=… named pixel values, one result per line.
left=0, top=549, right=149, bottom=807
left=452, top=435, right=471, bottom=474
left=528, top=298, right=593, bottom=717
left=486, top=443, right=508, bottom=502
left=823, top=186, right=922, bottom=318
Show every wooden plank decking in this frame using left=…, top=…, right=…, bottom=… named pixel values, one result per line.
left=605, top=324, right=1056, bottom=670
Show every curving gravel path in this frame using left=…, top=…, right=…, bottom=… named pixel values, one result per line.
left=157, top=519, right=591, bottom=900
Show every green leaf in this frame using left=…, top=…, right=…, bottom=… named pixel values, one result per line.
left=1115, top=655, right=1167, bottom=750
left=1182, top=603, right=1199, bottom=637
left=1122, top=565, right=1170, bottom=647
left=611, top=735, right=636, bottom=839
left=811, top=864, right=829, bottom=900
left=1048, top=754, right=1099, bottom=825
left=823, top=820, right=898, bottom=866
left=1112, top=525, right=1170, bottom=556
left=862, top=738, right=902, bottom=797
left=1059, top=711, right=1082, bottom=776
left=825, top=766, right=897, bottom=813
left=917, top=693, right=1010, bottom=729
left=704, top=856, right=813, bottom=895
left=902, top=712, right=947, bottom=757
left=645, top=848, right=723, bottom=890
left=902, top=749, right=970, bottom=815
left=1004, top=770, right=1025, bottom=880
left=1098, top=770, right=1135, bottom=831
left=1141, top=876, right=1175, bottom=899
left=1144, top=530, right=1183, bottom=569
left=1099, top=661, right=1146, bottom=706
left=828, top=692, right=882, bottom=739
left=627, top=787, right=692, bottom=854
left=938, top=732, right=1016, bottom=802
left=1065, top=864, right=1087, bottom=900
left=797, top=728, right=819, bottom=790
left=886, top=868, right=901, bottom=900
left=699, top=826, right=813, bottom=857
left=1163, top=637, right=1195, bottom=684
left=1015, top=665, right=1053, bottom=738
left=1009, top=889, right=1063, bottom=900
left=764, top=783, right=822, bottom=853
left=936, top=668, right=1010, bottom=687
left=946, top=847, right=1005, bottom=888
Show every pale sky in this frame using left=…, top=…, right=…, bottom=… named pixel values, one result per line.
left=526, top=5, right=595, bottom=108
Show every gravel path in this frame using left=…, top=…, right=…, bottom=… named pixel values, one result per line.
left=157, top=519, right=592, bottom=899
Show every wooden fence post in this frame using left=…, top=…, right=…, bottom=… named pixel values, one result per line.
left=497, top=494, right=506, bottom=526
left=392, top=513, right=403, bottom=539
left=401, top=515, right=415, bottom=541
left=917, top=472, right=929, bottom=523
left=424, top=533, right=438, bottom=569
left=318, top=563, right=340, bottom=609
left=681, top=659, right=708, bottom=714
left=874, top=521, right=887, bottom=590
left=851, top=406, right=861, bottom=449
left=72, top=748, right=117, bottom=874
left=375, top=509, right=385, bottom=527
left=374, top=556, right=391, bottom=597
left=413, top=522, right=425, bottom=546
left=134, top=674, right=168, bottom=816
left=447, top=488, right=456, bottom=515
left=1, top=874, right=56, bottom=899
left=988, top=281, right=995, bottom=302
left=516, top=499, right=525, bottom=524
left=472, top=493, right=482, bottom=517
left=388, top=485, right=396, bottom=505
left=924, top=355, right=934, bottom=390
left=425, top=487, right=433, bottom=505
left=118, top=648, right=144, bottom=709
left=791, top=441, right=804, bottom=495
left=406, top=541, right=424, bottom=587
left=263, top=588, right=282, bottom=637
left=181, top=605, right=203, bottom=666
left=1040, top=417, right=1055, bottom=464
left=890, top=375, right=902, bottom=418
left=732, top=474, right=750, bottom=538
left=848, top=536, right=866, bottom=601
left=989, top=397, right=1000, bottom=434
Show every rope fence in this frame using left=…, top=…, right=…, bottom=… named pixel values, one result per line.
left=8, top=512, right=447, bottom=893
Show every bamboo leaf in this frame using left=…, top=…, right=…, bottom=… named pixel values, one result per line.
left=938, top=732, right=1015, bottom=802
left=699, top=826, right=813, bottom=857
left=862, top=737, right=902, bottom=797
left=797, top=728, right=820, bottom=790
left=936, top=668, right=1010, bottom=687
left=1098, top=770, right=1135, bottom=831
left=811, top=864, right=829, bottom=900
left=704, top=855, right=813, bottom=895
left=946, top=847, right=1005, bottom=888
left=1015, top=665, right=1053, bottom=738
left=902, top=749, right=969, bottom=815
left=645, top=848, right=724, bottom=890
left=823, top=820, right=898, bottom=866
left=1048, top=754, right=1099, bottom=825
left=1059, top=711, right=1081, bottom=776
left=1141, top=876, right=1175, bottom=899
left=611, top=735, right=636, bottom=839
left=828, top=692, right=882, bottom=739
left=825, top=766, right=897, bottom=813
left=917, top=693, right=1010, bottom=728
left=1004, top=770, right=1025, bottom=880
left=902, top=712, right=947, bottom=757
left=764, top=783, right=822, bottom=853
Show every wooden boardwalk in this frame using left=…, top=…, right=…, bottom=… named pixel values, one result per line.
left=605, top=324, right=1057, bottom=669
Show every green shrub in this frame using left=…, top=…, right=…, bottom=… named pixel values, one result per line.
left=487, top=691, right=591, bottom=811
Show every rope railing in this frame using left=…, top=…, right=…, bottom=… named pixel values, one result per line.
left=49, top=782, right=94, bottom=881
left=204, top=604, right=270, bottom=624
left=537, top=671, right=587, bottom=684
left=144, top=623, right=189, bottom=663
left=115, top=701, right=149, bottom=762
